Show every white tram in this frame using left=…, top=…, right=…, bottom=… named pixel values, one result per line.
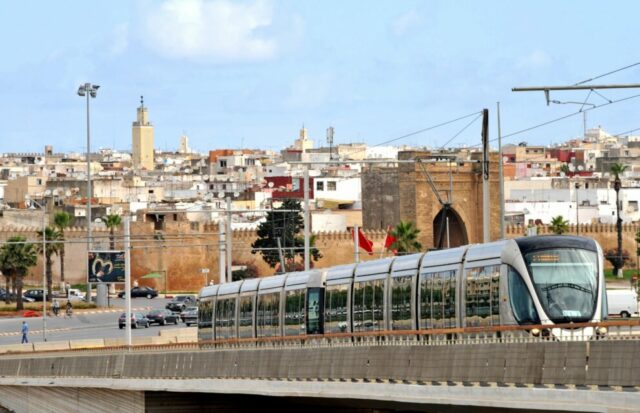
left=197, top=235, right=606, bottom=341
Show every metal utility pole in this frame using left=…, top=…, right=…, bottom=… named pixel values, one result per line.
left=219, top=222, right=226, bottom=284
left=354, top=224, right=360, bottom=263
left=481, top=108, right=490, bottom=243
left=303, top=168, right=310, bottom=271
left=225, top=197, right=232, bottom=283
left=497, top=102, right=505, bottom=239
left=124, top=216, right=132, bottom=346
left=276, top=238, right=286, bottom=273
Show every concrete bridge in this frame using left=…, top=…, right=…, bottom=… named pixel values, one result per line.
left=0, top=322, right=639, bottom=413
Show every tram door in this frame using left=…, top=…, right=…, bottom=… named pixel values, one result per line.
left=306, top=287, right=325, bottom=334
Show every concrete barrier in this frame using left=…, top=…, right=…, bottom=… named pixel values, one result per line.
left=103, top=338, right=125, bottom=347
left=159, top=328, right=197, bottom=338
left=69, top=339, right=105, bottom=350
left=0, top=343, right=33, bottom=354
left=33, top=341, right=70, bottom=352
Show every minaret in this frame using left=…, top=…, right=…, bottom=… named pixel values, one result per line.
left=294, top=125, right=313, bottom=152
left=132, top=96, right=154, bottom=170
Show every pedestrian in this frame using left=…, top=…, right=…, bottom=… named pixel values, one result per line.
left=21, top=321, right=29, bottom=344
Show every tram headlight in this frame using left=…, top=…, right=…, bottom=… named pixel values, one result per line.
left=530, top=328, right=541, bottom=337
left=596, top=326, right=607, bottom=336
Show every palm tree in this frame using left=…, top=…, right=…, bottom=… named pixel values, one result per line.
left=390, top=220, right=423, bottom=254
left=550, top=215, right=569, bottom=235
left=37, top=227, right=62, bottom=301
left=611, top=162, right=629, bottom=277
left=100, top=213, right=122, bottom=250
left=0, top=236, right=38, bottom=310
left=53, top=211, right=72, bottom=285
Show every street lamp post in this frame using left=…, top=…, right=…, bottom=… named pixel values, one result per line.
left=27, top=196, right=47, bottom=341
left=575, top=182, right=580, bottom=235
left=77, top=83, right=99, bottom=298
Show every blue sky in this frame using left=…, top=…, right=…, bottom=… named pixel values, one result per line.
left=1, top=0, right=639, bottom=154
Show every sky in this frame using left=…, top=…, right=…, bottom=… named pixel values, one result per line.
left=1, top=0, right=640, bottom=155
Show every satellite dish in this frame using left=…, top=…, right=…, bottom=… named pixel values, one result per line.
left=44, top=190, right=51, bottom=196
left=577, top=165, right=584, bottom=171
left=268, top=182, right=274, bottom=188
left=568, top=164, right=575, bottom=172
left=52, top=189, right=60, bottom=196
left=24, top=200, right=32, bottom=209
left=233, top=192, right=240, bottom=198
left=217, top=191, right=225, bottom=199
left=65, top=190, right=72, bottom=197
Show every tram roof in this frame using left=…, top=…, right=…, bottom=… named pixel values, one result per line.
left=465, top=239, right=511, bottom=263
left=285, top=270, right=322, bottom=289
left=258, top=274, right=287, bottom=292
left=354, top=257, right=395, bottom=279
left=420, top=246, right=467, bottom=269
left=514, top=235, right=597, bottom=254
left=391, top=253, right=425, bottom=272
left=325, top=263, right=356, bottom=283
left=217, top=280, right=243, bottom=296
left=239, top=277, right=261, bottom=293
left=199, top=284, right=220, bottom=298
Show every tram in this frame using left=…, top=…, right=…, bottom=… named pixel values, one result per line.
left=197, top=235, right=607, bottom=341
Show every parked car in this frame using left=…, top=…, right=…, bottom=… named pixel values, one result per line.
left=166, top=295, right=196, bottom=311
left=117, top=286, right=158, bottom=299
left=23, top=289, right=45, bottom=302
left=146, top=309, right=179, bottom=326
left=118, top=312, right=150, bottom=329
left=67, top=288, right=86, bottom=301
left=182, top=307, right=198, bottom=327
left=180, top=306, right=198, bottom=327
left=0, top=289, right=34, bottom=303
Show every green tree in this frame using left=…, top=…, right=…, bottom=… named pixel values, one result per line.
left=251, top=199, right=322, bottom=271
left=100, top=213, right=122, bottom=250
left=549, top=215, right=569, bottom=235
left=38, top=227, right=62, bottom=301
left=390, top=220, right=423, bottom=254
left=559, top=163, right=570, bottom=176
left=53, top=211, right=72, bottom=284
left=0, top=236, right=38, bottom=310
left=611, top=162, right=629, bottom=277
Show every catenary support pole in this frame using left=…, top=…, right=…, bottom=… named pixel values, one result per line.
left=497, top=102, right=504, bottom=239
left=482, top=108, right=490, bottom=243
left=303, top=168, right=310, bottom=271
left=225, top=197, right=232, bottom=283
left=219, top=222, right=226, bottom=284
left=124, top=216, right=131, bottom=346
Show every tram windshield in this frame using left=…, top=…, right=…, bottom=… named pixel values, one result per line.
left=524, top=248, right=598, bottom=323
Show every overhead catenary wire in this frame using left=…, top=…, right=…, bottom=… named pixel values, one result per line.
left=574, top=61, right=640, bottom=86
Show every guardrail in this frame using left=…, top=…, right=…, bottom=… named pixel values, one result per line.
left=1, top=320, right=639, bottom=357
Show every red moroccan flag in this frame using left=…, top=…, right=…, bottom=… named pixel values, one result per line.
left=352, top=227, right=374, bottom=255
left=384, top=225, right=396, bottom=250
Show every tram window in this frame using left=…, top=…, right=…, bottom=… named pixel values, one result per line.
left=419, top=272, right=433, bottom=329
left=390, top=276, right=412, bottom=330
left=215, top=298, right=235, bottom=340
left=238, top=296, right=254, bottom=339
left=507, top=267, right=539, bottom=324
left=284, top=289, right=305, bottom=336
left=197, top=298, right=214, bottom=341
left=257, top=292, right=280, bottom=337
left=421, top=270, right=457, bottom=330
left=353, top=280, right=384, bottom=332
left=325, top=284, right=349, bottom=333
left=466, top=265, right=500, bottom=327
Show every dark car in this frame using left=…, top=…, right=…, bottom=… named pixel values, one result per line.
left=166, top=295, right=196, bottom=311
left=117, top=286, right=158, bottom=299
left=23, top=289, right=45, bottom=302
left=118, top=312, right=150, bottom=329
left=182, top=307, right=198, bottom=327
left=0, top=289, right=34, bottom=303
left=146, top=309, right=179, bottom=326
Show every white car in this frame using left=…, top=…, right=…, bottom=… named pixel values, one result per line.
left=67, top=289, right=86, bottom=301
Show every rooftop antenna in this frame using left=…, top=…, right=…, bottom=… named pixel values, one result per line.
left=140, top=95, right=144, bottom=107
left=326, top=127, right=334, bottom=160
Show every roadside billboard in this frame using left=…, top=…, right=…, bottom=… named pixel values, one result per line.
left=88, top=251, right=125, bottom=283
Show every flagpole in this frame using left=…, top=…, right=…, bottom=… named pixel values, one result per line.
left=354, top=224, right=360, bottom=263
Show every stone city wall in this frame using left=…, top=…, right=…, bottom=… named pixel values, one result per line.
left=1, top=222, right=637, bottom=292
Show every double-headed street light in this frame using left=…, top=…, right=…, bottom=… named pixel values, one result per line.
left=77, top=83, right=99, bottom=296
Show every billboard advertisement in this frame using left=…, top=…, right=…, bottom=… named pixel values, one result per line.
left=88, top=251, right=125, bottom=283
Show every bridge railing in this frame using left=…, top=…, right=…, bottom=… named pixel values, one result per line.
left=3, top=319, right=640, bottom=358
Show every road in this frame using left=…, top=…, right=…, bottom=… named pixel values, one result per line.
left=0, top=297, right=196, bottom=345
